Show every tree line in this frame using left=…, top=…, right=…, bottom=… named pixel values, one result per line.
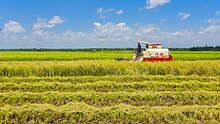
left=170, top=46, right=220, bottom=51
left=0, top=46, right=219, bottom=51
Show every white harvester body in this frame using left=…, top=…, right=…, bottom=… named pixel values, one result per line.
left=134, top=41, right=172, bottom=62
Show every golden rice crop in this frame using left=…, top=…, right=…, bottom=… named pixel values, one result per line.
left=0, top=91, right=219, bottom=107
left=0, top=75, right=218, bottom=83
left=0, top=60, right=219, bottom=77
left=0, top=102, right=220, bottom=123
left=0, top=60, right=219, bottom=123
left=0, top=81, right=220, bottom=92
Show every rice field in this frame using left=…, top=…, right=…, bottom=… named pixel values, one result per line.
left=0, top=51, right=220, bottom=123
left=0, top=51, right=219, bottom=61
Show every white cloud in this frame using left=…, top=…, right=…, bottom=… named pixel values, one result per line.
left=49, top=16, right=64, bottom=25
left=32, top=30, right=54, bottom=39
left=196, top=25, right=220, bottom=45
left=92, top=22, right=132, bottom=43
left=2, top=20, right=26, bottom=33
left=199, top=25, right=220, bottom=34
left=179, top=12, right=191, bottom=20
left=0, top=21, right=220, bottom=48
left=97, top=8, right=123, bottom=18
left=116, top=10, right=123, bottom=15
left=93, top=22, right=102, bottom=28
left=33, top=16, right=64, bottom=30
left=215, top=10, right=220, bottom=16
left=93, top=22, right=131, bottom=32
left=145, top=0, right=170, bottom=9
left=134, top=24, right=218, bottom=47
left=169, top=31, right=189, bottom=36
left=104, top=8, right=115, bottom=12
left=96, top=8, right=106, bottom=18
left=61, top=31, right=86, bottom=41
left=206, top=18, right=220, bottom=24
left=135, top=25, right=160, bottom=36
left=97, top=8, right=115, bottom=14
left=96, top=8, right=103, bottom=14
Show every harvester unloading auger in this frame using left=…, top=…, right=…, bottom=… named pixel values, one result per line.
left=117, top=41, right=172, bottom=62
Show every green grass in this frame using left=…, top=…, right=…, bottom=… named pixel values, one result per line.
left=0, top=51, right=132, bottom=61
left=172, top=51, right=220, bottom=60
left=0, top=51, right=219, bottom=61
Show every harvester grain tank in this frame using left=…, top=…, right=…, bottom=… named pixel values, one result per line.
left=134, top=41, right=172, bottom=62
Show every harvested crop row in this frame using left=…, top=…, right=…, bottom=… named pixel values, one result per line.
left=0, top=103, right=220, bottom=123
left=0, top=75, right=219, bottom=84
left=0, top=81, right=220, bottom=92
left=0, top=91, right=220, bottom=107
left=0, top=60, right=219, bottom=77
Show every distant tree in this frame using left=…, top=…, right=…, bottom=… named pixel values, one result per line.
left=189, top=45, right=220, bottom=51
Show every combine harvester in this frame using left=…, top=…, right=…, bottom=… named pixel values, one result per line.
left=133, top=41, right=172, bottom=62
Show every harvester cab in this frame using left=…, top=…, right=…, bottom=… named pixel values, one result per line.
left=133, top=41, right=172, bottom=62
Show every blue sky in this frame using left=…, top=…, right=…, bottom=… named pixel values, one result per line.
left=0, top=0, right=220, bottom=48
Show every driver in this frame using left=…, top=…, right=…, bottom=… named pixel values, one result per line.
left=137, top=42, right=142, bottom=57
